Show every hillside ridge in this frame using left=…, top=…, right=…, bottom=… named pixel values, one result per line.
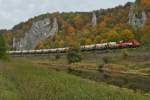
left=1, top=0, right=150, bottom=50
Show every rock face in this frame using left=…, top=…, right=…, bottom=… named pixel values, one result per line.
left=15, top=18, right=58, bottom=50
left=128, top=4, right=147, bottom=28
left=12, top=37, right=16, bottom=49
left=92, top=12, right=97, bottom=27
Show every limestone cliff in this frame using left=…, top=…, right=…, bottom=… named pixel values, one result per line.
left=15, top=18, right=58, bottom=50
left=128, top=3, right=147, bottom=28
left=92, top=12, right=97, bottom=27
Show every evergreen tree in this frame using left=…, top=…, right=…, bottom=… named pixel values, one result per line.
left=0, top=34, right=7, bottom=59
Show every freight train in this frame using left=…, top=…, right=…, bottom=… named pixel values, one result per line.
left=8, top=40, right=140, bottom=55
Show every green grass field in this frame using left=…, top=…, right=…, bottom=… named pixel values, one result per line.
left=14, top=48, right=150, bottom=92
left=27, top=48, right=150, bottom=73
left=0, top=58, right=150, bottom=100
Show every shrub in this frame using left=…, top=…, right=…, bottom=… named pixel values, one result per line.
left=55, top=54, right=61, bottom=60
left=102, top=56, right=112, bottom=64
left=122, top=49, right=129, bottom=59
left=67, top=47, right=82, bottom=64
left=98, top=64, right=104, bottom=72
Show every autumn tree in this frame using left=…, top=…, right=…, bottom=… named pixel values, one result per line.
left=85, top=38, right=93, bottom=45
left=63, top=21, right=76, bottom=34
left=67, top=25, right=76, bottom=33
left=120, top=29, right=135, bottom=41
left=106, top=30, right=120, bottom=42
left=138, top=0, right=150, bottom=8
left=3, top=31, right=12, bottom=44
left=35, top=41, right=45, bottom=49
left=59, top=40, right=65, bottom=47
left=94, top=35, right=101, bottom=44
left=73, top=15, right=83, bottom=30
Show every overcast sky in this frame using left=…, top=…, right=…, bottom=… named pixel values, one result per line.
left=0, top=0, right=135, bottom=29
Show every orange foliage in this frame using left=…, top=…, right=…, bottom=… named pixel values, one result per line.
left=121, top=29, right=135, bottom=40
left=139, top=0, right=150, bottom=8
left=67, top=26, right=76, bottom=33
left=63, top=21, right=76, bottom=33
left=99, top=21, right=107, bottom=27
left=73, top=16, right=83, bottom=30
left=36, top=41, right=45, bottom=49
left=3, top=32, right=12, bottom=43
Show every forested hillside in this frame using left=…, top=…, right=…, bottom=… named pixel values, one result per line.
left=0, top=0, right=150, bottom=50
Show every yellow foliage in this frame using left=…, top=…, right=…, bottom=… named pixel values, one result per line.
left=36, top=41, right=45, bottom=49
left=73, top=16, right=83, bottom=29
left=85, top=38, right=92, bottom=45
left=67, top=26, right=76, bottom=33
left=139, top=0, right=150, bottom=8
left=121, top=29, right=135, bottom=40
left=3, top=32, right=12, bottom=43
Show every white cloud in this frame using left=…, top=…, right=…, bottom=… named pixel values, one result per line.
left=0, top=0, right=135, bottom=29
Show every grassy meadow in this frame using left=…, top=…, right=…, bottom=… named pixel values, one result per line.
left=26, top=48, right=150, bottom=92
left=29, top=48, right=150, bottom=73
left=0, top=58, right=150, bottom=100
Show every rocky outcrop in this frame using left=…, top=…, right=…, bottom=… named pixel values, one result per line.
left=128, top=4, right=147, bottom=28
left=92, top=12, right=97, bottom=27
left=12, top=37, right=16, bottom=49
left=15, top=18, right=58, bottom=50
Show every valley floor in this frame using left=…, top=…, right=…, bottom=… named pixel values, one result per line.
left=0, top=48, right=150, bottom=100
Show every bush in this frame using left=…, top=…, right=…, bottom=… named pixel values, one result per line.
left=102, top=56, right=112, bottom=64
left=98, top=64, right=104, bottom=72
left=122, top=49, right=129, bottom=59
left=67, top=47, right=82, bottom=64
left=55, top=54, right=61, bottom=60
